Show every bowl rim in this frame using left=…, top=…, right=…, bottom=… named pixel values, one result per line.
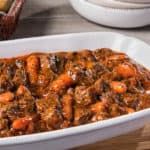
left=86, top=0, right=150, bottom=9
left=79, top=0, right=150, bottom=11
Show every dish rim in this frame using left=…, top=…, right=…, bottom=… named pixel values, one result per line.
left=0, top=108, right=150, bottom=146
left=0, top=32, right=150, bottom=146
left=77, top=0, right=150, bottom=11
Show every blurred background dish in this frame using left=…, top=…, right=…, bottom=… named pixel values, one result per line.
left=88, top=0, right=150, bottom=8
left=118, top=0, right=150, bottom=3
left=70, top=0, right=150, bottom=28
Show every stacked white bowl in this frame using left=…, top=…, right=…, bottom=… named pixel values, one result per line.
left=69, top=0, right=150, bottom=28
left=89, top=0, right=150, bottom=8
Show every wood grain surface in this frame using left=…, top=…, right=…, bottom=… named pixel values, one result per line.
left=72, top=124, right=150, bottom=150
left=12, top=0, right=150, bottom=150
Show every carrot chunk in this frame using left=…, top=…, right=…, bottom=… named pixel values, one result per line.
left=117, top=63, right=136, bottom=78
left=110, top=81, right=127, bottom=94
left=62, top=94, right=73, bottom=121
left=26, top=55, right=39, bottom=84
left=0, top=92, right=14, bottom=103
left=50, top=73, right=75, bottom=93
left=12, top=116, right=32, bottom=130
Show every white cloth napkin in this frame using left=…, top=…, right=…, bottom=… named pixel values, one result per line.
left=88, top=0, right=150, bottom=8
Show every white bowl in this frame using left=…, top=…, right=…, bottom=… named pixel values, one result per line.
left=69, top=0, right=150, bottom=28
left=122, top=0, right=150, bottom=3
left=0, top=32, right=150, bottom=150
left=88, top=0, right=150, bottom=9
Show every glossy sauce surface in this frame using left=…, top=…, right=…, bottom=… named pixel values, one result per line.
left=0, top=48, right=150, bottom=137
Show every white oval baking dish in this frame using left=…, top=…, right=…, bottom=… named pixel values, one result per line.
left=69, top=0, right=150, bottom=28
left=0, top=32, right=150, bottom=150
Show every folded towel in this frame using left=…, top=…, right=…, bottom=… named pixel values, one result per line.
left=88, top=0, right=150, bottom=8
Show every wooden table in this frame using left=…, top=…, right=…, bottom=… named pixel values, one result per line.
left=13, top=0, right=150, bottom=149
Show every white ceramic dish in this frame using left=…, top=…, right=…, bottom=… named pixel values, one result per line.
left=88, top=0, right=150, bottom=8
left=0, top=32, right=150, bottom=150
left=69, top=0, right=150, bottom=28
left=121, top=0, right=150, bottom=3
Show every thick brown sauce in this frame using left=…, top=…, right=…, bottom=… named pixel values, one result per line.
left=0, top=48, right=149, bottom=137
